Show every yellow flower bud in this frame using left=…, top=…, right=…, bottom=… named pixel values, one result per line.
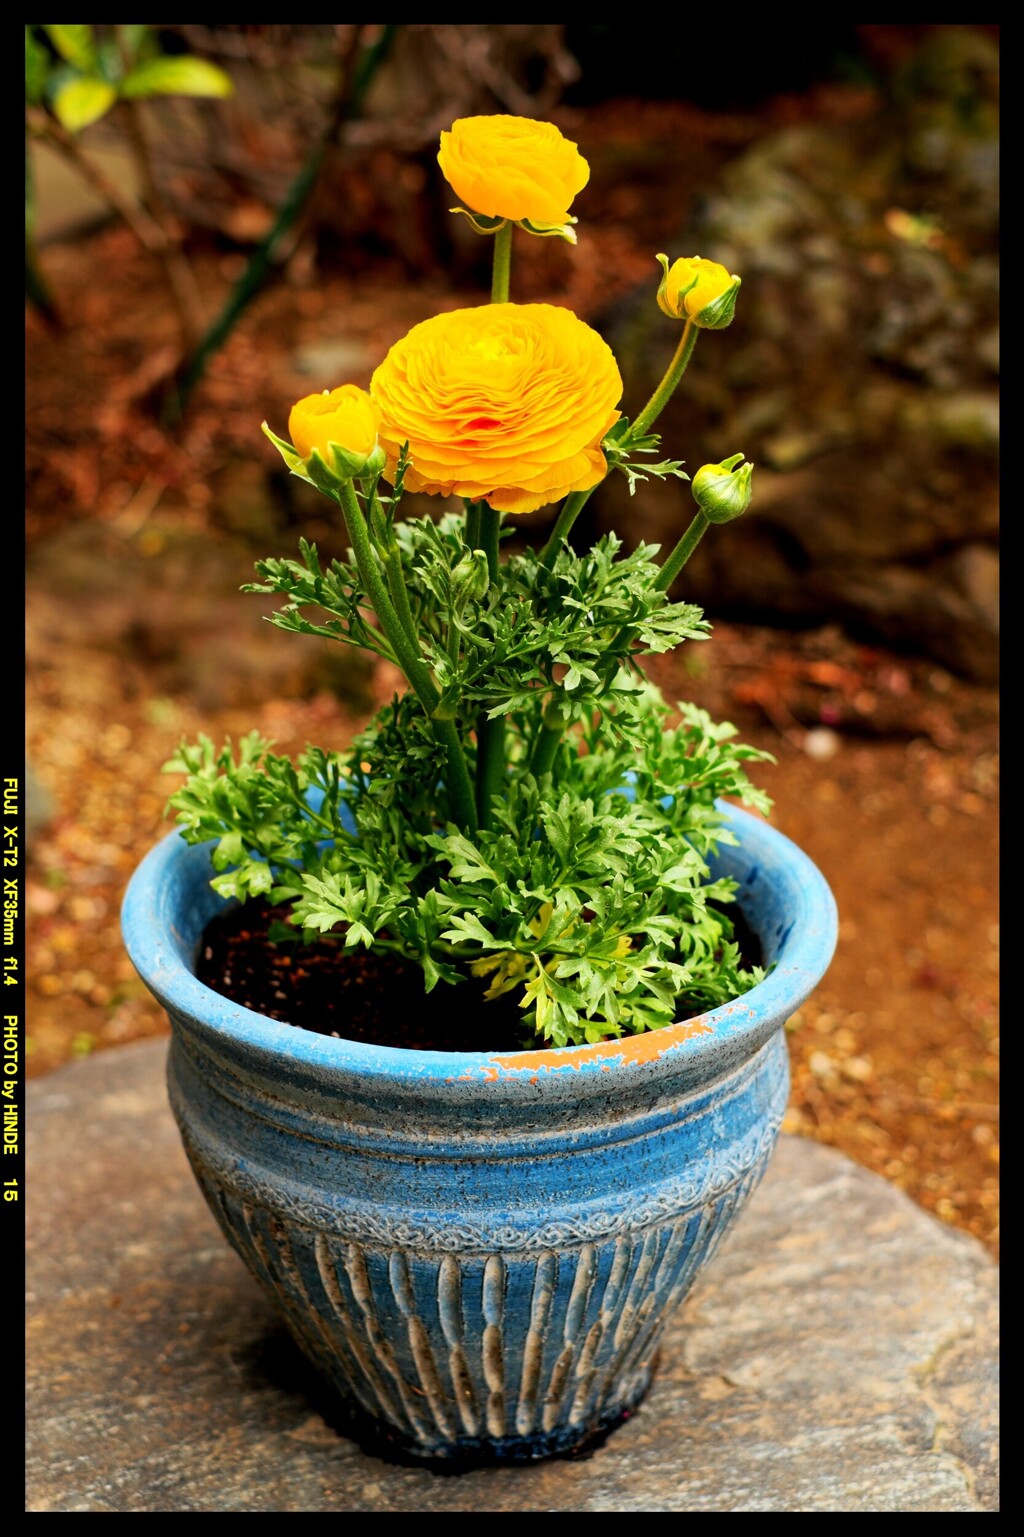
left=288, top=385, right=384, bottom=477
left=656, top=254, right=741, bottom=329
left=263, top=385, right=385, bottom=490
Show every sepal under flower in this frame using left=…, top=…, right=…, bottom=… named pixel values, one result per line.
left=517, top=215, right=578, bottom=245
left=449, top=205, right=578, bottom=245
left=449, top=207, right=509, bottom=237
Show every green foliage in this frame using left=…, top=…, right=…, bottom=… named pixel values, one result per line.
left=25, top=28, right=49, bottom=104
left=42, top=24, right=97, bottom=73
left=166, top=502, right=773, bottom=1048
left=26, top=24, right=232, bottom=129
left=51, top=76, right=117, bottom=132
left=120, top=56, right=233, bottom=100
left=602, top=416, right=691, bottom=497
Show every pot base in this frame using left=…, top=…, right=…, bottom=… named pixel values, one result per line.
left=327, top=1363, right=657, bottom=1467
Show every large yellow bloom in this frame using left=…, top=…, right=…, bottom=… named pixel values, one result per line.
left=438, top=116, right=589, bottom=228
left=370, top=304, right=622, bottom=515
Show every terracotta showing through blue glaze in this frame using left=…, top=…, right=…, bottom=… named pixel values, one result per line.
left=122, top=803, right=837, bottom=1462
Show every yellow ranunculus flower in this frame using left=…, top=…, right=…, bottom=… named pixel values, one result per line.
left=438, top=115, right=589, bottom=229
left=656, top=255, right=741, bottom=329
left=370, top=304, right=622, bottom=515
left=288, top=385, right=382, bottom=468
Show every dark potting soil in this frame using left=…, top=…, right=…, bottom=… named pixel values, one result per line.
left=194, top=899, right=762, bottom=1054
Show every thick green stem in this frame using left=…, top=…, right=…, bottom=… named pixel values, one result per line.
left=538, top=487, right=596, bottom=570
left=384, top=545, right=419, bottom=651
left=337, top=482, right=478, bottom=831
left=529, top=716, right=564, bottom=779
left=465, top=499, right=482, bottom=550
left=479, top=503, right=500, bottom=583
left=434, top=719, right=479, bottom=835
left=654, top=510, right=710, bottom=591
left=491, top=221, right=513, bottom=304
left=476, top=714, right=506, bottom=826
left=629, top=320, right=699, bottom=441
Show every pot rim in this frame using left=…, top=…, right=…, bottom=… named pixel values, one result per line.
left=122, top=801, right=836, bottom=1085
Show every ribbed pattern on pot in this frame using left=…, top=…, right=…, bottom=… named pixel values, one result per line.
left=192, top=1152, right=770, bottom=1458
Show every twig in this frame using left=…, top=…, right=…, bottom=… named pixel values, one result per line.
left=117, top=94, right=204, bottom=352
left=26, top=105, right=165, bottom=254
left=172, top=22, right=398, bottom=413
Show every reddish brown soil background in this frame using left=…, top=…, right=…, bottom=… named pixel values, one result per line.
left=26, top=86, right=998, bottom=1256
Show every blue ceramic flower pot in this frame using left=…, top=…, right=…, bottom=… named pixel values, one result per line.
left=122, top=803, right=836, bottom=1463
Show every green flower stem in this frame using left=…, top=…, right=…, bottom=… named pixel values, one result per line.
left=465, top=499, right=482, bottom=550
left=654, top=510, right=710, bottom=591
left=476, top=712, right=506, bottom=826
left=337, top=481, right=478, bottom=831
left=337, top=483, right=436, bottom=704
left=529, top=715, right=564, bottom=778
left=445, top=615, right=461, bottom=666
left=491, top=220, right=513, bottom=304
left=538, top=487, right=596, bottom=569
left=427, top=727, right=478, bottom=838
left=369, top=489, right=421, bottom=656
left=479, top=502, right=501, bottom=583
left=628, top=320, right=699, bottom=442
left=474, top=501, right=505, bottom=827
left=383, top=544, right=420, bottom=654
left=474, top=193, right=509, bottom=828
left=367, top=484, right=389, bottom=545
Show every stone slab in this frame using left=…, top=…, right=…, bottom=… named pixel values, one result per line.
left=26, top=1040, right=998, bottom=1512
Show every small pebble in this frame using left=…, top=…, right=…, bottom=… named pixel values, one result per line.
left=803, top=727, right=840, bottom=761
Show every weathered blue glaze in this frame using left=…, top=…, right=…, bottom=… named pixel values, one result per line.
left=122, top=804, right=836, bottom=1462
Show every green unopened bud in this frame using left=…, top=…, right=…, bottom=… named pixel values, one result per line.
left=692, top=453, right=753, bottom=524
left=450, top=548, right=490, bottom=607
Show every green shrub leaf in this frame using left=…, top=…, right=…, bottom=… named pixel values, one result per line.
left=120, top=56, right=232, bottom=100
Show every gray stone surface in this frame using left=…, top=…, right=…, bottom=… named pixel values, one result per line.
left=27, top=1040, right=998, bottom=1512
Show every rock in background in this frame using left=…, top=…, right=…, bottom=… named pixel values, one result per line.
left=591, top=29, right=998, bottom=681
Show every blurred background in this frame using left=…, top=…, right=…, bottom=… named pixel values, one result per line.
left=25, top=24, right=998, bottom=1250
